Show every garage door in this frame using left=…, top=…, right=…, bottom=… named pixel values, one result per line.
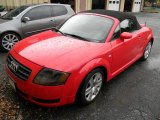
left=108, top=0, right=120, bottom=11
left=132, top=0, right=141, bottom=12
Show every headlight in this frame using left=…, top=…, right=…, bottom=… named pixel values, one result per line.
left=33, top=68, right=70, bottom=86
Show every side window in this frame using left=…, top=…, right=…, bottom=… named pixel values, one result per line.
left=23, top=6, right=51, bottom=21
left=120, top=19, right=136, bottom=33
left=51, top=5, right=68, bottom=17
left=111, top=19, right=137, bottom=41
left=112, top=24, right=121, bottom=40
left=120, top=19, right=130, bottom=32
left=129, top=19, right=136, bottom=31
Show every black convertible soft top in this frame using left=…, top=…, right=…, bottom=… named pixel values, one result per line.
left=81, top=9, right=141, bottom=30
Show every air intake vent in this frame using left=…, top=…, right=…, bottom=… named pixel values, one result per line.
left=7, top=54, right=32, bottom=81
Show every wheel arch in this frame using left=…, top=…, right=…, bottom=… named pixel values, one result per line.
left=150, top=38, right=154, bottom=45
left=78, top=58, right=111, bottom=83
left=0, top=31, right=22, bottom=40
left=72, top=58, right=111, bottom=102
left=79, top=66, right=108, bottom=87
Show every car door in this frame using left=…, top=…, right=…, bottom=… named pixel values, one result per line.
left=110, top=19, right=140, bottom=74
left=51, top=5, right=69, bottom=27
left=21, top=5, right=55, bottom=37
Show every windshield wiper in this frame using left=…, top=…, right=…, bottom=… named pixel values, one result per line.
left=1, top=17, right=12, bottom=20
left=52, top=28, right=90, bottom=41
left=64, top=33, right=90, bottom=41
left=52, top=27, right=66, bottom=36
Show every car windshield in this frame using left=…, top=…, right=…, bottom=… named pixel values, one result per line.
left=2, top=6, right=28, bottom=19
left=59, top=14, right=114, bottom=42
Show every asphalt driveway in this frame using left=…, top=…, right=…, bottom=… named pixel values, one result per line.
left=0, top=12, right=160, bottom=120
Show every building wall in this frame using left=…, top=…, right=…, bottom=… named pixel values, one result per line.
left=79, top=0, right=85, bottom=11
left=120, top=0, right=125, bottom=12
left=0, top=0, right=50, bottom=10
left=85, top=0, right=92, bottom=10
left=75, top=0, right=80, bottom=12
left=0, top=0, right=144, bottom=12
left=140, top=0, right=144, bottom=11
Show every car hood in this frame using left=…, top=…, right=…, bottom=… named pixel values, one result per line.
left=0, top=18, right=10, bottom=24
left=13, top=30, right=107, bottom=72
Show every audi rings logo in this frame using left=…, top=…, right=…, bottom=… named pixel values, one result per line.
left=8, top=61, right=19, bottom=72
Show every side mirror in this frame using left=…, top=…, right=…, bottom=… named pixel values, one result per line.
left=22, top=17, right=30, bottom=23
left=120, top=32, right=132, bottom=40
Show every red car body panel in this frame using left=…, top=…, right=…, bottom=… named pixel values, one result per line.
left=5, top=13, right=154, bottom=107
left=14, top=30, right=112, bottom=72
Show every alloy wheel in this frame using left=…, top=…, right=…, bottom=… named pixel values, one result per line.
left=85, top=72, right=103, bottom=102
left=144, top=42, right=152, bottom=59
left=2, top=34, right=19, bottom=50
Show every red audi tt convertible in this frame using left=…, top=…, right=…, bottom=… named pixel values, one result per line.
left=5, top=10, right=154, bottom=107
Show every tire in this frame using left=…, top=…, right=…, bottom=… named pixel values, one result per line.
left=0, top=32, right=20, bottom=52
left=77, top=68, right=105, bottom=105
left=140, top=41, right=152, bottom=61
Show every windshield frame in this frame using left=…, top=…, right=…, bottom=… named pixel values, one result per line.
left=59, top=13, right=114, bottom=43
left=1, top=6, right=29, bottom=20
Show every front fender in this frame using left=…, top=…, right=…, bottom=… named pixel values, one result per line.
left=0, top=20, right=23, bottom=38
left=65, top=58, right=111, bottom=100
left=78, top=58, right=111, bottom=81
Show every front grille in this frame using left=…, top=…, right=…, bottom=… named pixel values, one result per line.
left=7, top=54, right=32, bottom=81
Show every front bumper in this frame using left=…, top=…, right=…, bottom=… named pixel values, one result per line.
left=5, top=50, right=75, bottom=107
